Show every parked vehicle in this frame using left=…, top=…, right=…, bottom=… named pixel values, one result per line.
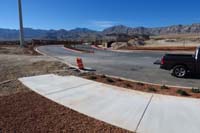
left=160, top=47, right=200, bottom=78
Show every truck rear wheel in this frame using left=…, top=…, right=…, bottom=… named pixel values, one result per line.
left=172, top=65, right=187, bottom=78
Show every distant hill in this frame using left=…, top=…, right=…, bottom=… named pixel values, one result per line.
left=1, top=23, right=200, bottom=41
left=0, top=28, right=103, bottom=41
left=0, top=28, right=48, bottom=40
left=102, top=23, right=200, bottom=35
left=45, top=28, right=103, bottom=41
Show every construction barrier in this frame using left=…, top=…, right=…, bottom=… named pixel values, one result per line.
left=76, top=58, right=84, bottom=70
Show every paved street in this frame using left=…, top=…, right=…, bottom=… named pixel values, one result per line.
left=37, top=45, right=200, bottom=87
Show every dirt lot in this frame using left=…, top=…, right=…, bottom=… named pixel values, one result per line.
left=0, top=45, right=131, bottom=133
left=121, top=45, right=196, bottom=51
left=0, top=53, right=69, bottom=96
left=119, top=34, right=200, bottom=51
left=146, top=34, right=200, bottom=47
left=0, top=45, right=40, bottom=55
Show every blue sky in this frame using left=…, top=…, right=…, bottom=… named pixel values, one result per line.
left=0, top=0, right=200, bottom=31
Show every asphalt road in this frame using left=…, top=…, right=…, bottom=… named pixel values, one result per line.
left=38, top=45, right=200, bottom=88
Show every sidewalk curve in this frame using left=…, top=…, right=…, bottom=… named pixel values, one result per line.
left=19, top=74, right=200, bottom=133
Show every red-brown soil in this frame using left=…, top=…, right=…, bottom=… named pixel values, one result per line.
left=0, top=91, right=132, bottom=133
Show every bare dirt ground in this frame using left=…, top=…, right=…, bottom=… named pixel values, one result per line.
left=0, top=52, right=69, bottom=96
left=121, top=45, right=196, bottom=51
left=151, top=34, right=200, bottom=40
left=0, top=45, right=131, bottom=133
left=144, top=34, right=200, bottom=48
left=0, top=45, right=40, bottom=55
left=119, top=34, right=200, bottom=51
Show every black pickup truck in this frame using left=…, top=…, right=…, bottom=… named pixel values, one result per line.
left=160, top=47, right=200, bottom=78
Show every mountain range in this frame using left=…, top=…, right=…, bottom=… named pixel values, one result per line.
left=1, top=23, right=200, bottom=41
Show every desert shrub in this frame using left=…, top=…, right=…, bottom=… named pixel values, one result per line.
left=148, top=87, right=157, bottom=92
left=176, top=89, right=190, bottom=96
left=125, top=83, right=132, bottom=88
left=137, top=82, right=144, bottom=86
left=160, top=85, right=169, bottom=90
left=106, top=77, right=114, bottom=83
left=100, top=75, right=106, bottom=78
left=88, top=75, right=97, bottom=80
left=117, top=78, right=122, bottom=81
left=191, top=88, right=200, bottom=93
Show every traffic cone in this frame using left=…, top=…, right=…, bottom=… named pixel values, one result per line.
left=76, top=58, right=84, bottom=70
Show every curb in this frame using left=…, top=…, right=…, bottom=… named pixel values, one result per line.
left=35, top=47, right=75, bottom=68
left=95, top=73, right=192, bottom=89
left=62, top=46, right=83, bottom=54
left=91, top=45, right=157, bottom=53
left=91, top=45, right=106, bottom=50
left=91, top=45, right=193, bottom=53
left=63, top=46, right=95, bottom=54
left=35, top=47, right=86, bottom=72
left=0, top=79, right=16, bottom=85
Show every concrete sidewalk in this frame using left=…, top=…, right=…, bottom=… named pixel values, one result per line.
left=19, top=74, right=200, bottom=133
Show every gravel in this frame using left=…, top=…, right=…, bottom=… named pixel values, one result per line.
left=0, top=91, right=132, bottom=133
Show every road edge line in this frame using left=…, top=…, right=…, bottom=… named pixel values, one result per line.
left=35, top=47, right=75, bottom=68
left=35, top=47, right=84, bottom=71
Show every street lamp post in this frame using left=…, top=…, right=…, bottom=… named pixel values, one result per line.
left=18, top=0, right=25, bottom=47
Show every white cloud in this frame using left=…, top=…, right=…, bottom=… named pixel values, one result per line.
left=90, top=20, right=118, bottom=29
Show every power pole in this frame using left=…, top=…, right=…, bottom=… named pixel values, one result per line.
left=18, top=0, right=25, bottom=47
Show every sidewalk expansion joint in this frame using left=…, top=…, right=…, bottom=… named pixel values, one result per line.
left=45, top=82, right=93, bottom=96
left=135, top=94, right=154, bottom=132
